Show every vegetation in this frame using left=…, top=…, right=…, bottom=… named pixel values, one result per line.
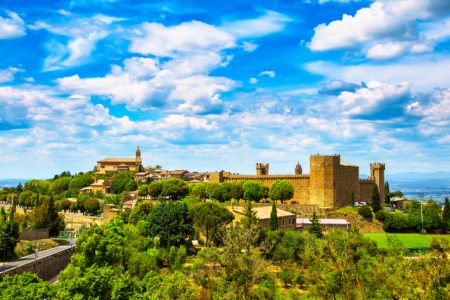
left=0, top=209, right=19, bottom=258
left=30, top=196, right=65, bottom=237
left=371, top=184, right=381, bottom=212
left=308, top=210, right=323, bottom=238
left=358, top=205, right=373, bottom=220
left=269, top=202, right=278, bottom=231
left=364, top=233, right=449, bottom=250
left=193, top=202, right=234, bottom=246
left=269, top=180, right=294, bottom=203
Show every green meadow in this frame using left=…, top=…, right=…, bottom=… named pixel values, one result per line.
left=364, top=233, right=449, bottom=249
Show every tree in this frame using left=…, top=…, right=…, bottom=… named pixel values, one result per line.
left=58, top=199, right=72, bottom=211
left=193, top=202, right=234, bottom=246
left=31, top=196, right=65, bottom=237
left=18, top=190, right=37, bottom=207
left=24, top=180, right=51, bottom=195
left=384, top=181, right=391, bottom=205
left=84, top=198, right=100, bottom=215
left=442, top=197, right=450, bottom=232
left=269, top=180, right=294, bottom=203
left=308, top=210, right=323, bottom=238
left=269, top=202, right=278, bottom=231
left=190, top=183, right=207, bottom=201
left=205, top=182, right=224, bottom=202
left=69, top=172, right=94, bottom=189
left=138, top=184, right=149, bottom=197
left=160, top=179, right=189, bottom=200
left=110, top=172, right=137, bottom=194
left=371, top=184, right=381, bottom=212
left=0, top=209, right=19, bottom=257
left=423, top=199, right=442, bottom=232
left=358, top=205, right=373, bottom=220
left=128, top=201, right=154, bottom=224
left=351, top=192, right=355, bottom=207
left=229, top=181, right=244, bottom=200
left=148, top=181, right=163, bottom=199
left=243, top=181, right=264, bottom=202
left=146, top=202, right=193, bottom=247
left=50, top=177, right=71, bottom=194
left=240, top=201, right=259, bottom=230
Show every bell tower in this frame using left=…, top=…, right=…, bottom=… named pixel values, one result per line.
left=256, top=163, right=269, bottom=176
left=136, top=146, right=142, bottom=162
left=295, top=161, right=302, bottom=175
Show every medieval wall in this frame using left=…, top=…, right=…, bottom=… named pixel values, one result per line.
left=359, top=179, right=375, bottom=203
left=335, top=164, right=360, bottom=207
left=222, top=174, right=311, bottom=204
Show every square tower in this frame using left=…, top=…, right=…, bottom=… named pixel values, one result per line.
left=309, top=155, right=340, bottom=207
left=370, top=163, right=385, bottom=206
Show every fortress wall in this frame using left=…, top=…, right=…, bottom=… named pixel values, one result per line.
left=335, top=165, right=360, bottom=207
left=222, top=175, right=311, bottom=204
left=359, top=179, right=375, bottom=203
left=309, top=155, right=340, bottom=208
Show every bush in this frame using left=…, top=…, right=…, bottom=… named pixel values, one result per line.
left=375, top=210, right=387, bottom=222
left=358, top=205, right=373, bottom=220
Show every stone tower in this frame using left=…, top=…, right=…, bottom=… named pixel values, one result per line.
left=309, top=155, right=340, bottom=208
left=295, top=162, right=302, bottom=175
left=370, top=163, right=385, bottom=206
left=256, top=163, right=269, bottom=176
left=136, top=146, right=142, bottom=162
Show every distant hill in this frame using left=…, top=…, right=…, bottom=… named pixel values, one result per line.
left=0, top=179, right=28, bottom=188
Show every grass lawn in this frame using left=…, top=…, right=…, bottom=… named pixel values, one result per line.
left=363, top=233, right=449, bottom=249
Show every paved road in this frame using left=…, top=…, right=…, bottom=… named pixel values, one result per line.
left=0, top=238, right=76, bottom=273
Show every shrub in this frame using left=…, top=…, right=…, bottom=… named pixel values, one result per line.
left=375, top=210, right=387, bottom=222
left=358, top=205, right=373, bottom=220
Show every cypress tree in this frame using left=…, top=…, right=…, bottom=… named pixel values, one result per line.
left=385, top=182, right=391, bottom=205
left=309, top=210, right=323, bottom=238
left=443, top=197, right=450, bottom=232
left=371, top=184, right=381, bottom=212
left=269, top=202, right=278, bottom=231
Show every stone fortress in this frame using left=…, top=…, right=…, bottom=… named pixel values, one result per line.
left=210, top=154, right=385, bottom=208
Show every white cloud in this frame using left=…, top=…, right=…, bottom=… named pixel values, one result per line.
left=249, top=77, right=258, bottom=84
left=222, top=11, right=292, bottom=38
left=129, top=21, right=235, bottom=57
left=0, top=11, right=25, bottom=39
left=407, top=88, right=450, bottom=122
left=0, top=67, right=22, bottom=83
left=338, top=81, right=411, bottom=117
left=304, top=55, right=450, bottom=92
left=259, top=70, right=276, bottom=78
left=31, top=14, right=123, bottom=70
left=242, top=41, right=258, bottom=52
left=309, top=0, right=450, bottom=59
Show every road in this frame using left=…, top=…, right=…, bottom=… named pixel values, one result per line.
left=0, top=238, right=76, bottom=273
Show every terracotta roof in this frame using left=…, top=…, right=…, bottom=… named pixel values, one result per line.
left=98, top=158, right=140, bottom=163
left=233, top=206, right=295, bottom=219
left=296, top=218, right=350, bottom=225
left=170, top=170, right=188, bottom=175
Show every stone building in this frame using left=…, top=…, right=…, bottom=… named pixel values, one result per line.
left=210, top=154, right=385, bottom=208
left=231, top=206, right=296, bottom=230
left=96, top=147, right=142, bottom=174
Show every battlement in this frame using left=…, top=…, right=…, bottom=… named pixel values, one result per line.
left=256, top=162, right=270, bottom=176
left=370, top=162, right=385, bottom=170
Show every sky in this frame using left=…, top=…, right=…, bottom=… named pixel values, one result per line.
left=0, top=0, right=450, bottom=179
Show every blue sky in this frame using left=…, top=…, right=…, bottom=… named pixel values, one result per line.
left=1, top=0, right=450, bottom=179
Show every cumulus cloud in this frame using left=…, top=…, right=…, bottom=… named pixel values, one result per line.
left=129, top=21, right=235, bottom=57
left=241, top=41, right=259, bottom=52
left=319, top=80, right=364, bottom=95
left=0, top=67, right=22, bottom=83
left=338, top=81, right=411, bottom=118
left=31, top=14, right=123, bottom=70
left=407, top=88, right=450, bottom=122
left=0, top=11, right=25, bottom=39
left=309, top=0, right=450, bottom=59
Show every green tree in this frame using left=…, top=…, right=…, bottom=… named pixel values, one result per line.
left=190, top=183, right=207, bottom=201
left=351, top=192, right=355, bottom=207
left=128, top=201, right=154, bottom=224
left=31, top=196, right=65, bottom=237
left=110, top=172, right=137, bottom=194
left=269, top=202, right=278, bottom=231
left=308, top=210, right=323, bottom=238
left=269, top=180, right=294, bottom=203
left=148, top=181, right=163, bottom=199
left=160, top=178, right=189, bottom=200
left=69, top=172, right=94, bottom=189
left=442, top=197, right=450, bottom=232
left=146, top=202, right=193, bottom=247
left=138, top=184, right=149, bottom=197
left=243, top=181, right=264, bottom=202
left=84, top=198, right=100, bottom=215
left=229, top=181, right=244, bottom=200
left=18, top=190, right=36, bottom=207
left=193, top=202, right=234, bottom=246
left=50, top=177, right=71, bottom=194
left=371, top=184, right=381, bottom=212
left=0, top=273, right=55, bottom=299
left=24, top=180, right=51, bottom=195
left=58, top=199, right=72, bottom=211
left=0, top=209, right=19, bottom=257
left=384, top=181, right=391, bottom=205
left=423, top=199, right=442, bottom=232
left=358, top=205, right=373, bottom=220
left=205, top=182, right=224, bottom=202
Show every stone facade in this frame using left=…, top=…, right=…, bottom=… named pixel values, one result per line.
left=210, top=154, right=385, bottom=208
left=96, top=147, right=142, bottom=174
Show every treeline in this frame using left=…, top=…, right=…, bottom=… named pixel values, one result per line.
left=1, top=197, right=449, bottom=299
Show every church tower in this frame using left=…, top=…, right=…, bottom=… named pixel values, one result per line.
left=256, top=163, right=269, bottom=176
left=295, top=161, right=302, bottom=175
left=136, top=146, right=142, bottom=162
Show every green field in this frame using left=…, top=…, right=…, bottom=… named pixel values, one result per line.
left=363, top=233, right=449, bottom=249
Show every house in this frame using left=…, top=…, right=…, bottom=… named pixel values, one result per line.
left=80, top=179, right=111, bottom=195
left=123, top=200, right=137, bottom=209
left=103, top=204, right=121, bottom=220
left=232, top=205, right=296, bottom=230
left=296, top=218, right=350, bottom=231
left=96, top=147, right=142, bottom=174
left=391, top=196, right=410, bottom=210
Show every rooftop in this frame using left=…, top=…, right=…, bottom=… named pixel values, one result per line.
left=98, top=158, right=140, bottom=163
left=234, top=205, right=295, bottom=219
left=296, top=218, right=350, bottom=225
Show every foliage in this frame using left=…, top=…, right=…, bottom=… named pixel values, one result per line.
left=205, top=182, right=224, bottom=202
left=358, top=205, right=373, bottom=220
left=190, top=183, right=207, bottom=201
left=0, top=209, right=20, bottom=257
left=0, top=273, right=55, bottom=300
left=18, top=190, right=37, bottom=207
left=69, top=172, right=94, bottom=189
left=443, top=197, right=450, bottom=232
left=375, top=209, right=387, bottom=222
left=58, top=199, right=72, bottom=211
left=243, top=181, right=265, bottom=202
left=308, top=210, right=323, bottom=238
left=145, top=201, right=193, bottom=247
left=84, top=198, right=100, bottom=215
left=110, top=172, right=137, bottom=194
left=148, top=180, right=163, bottom=199
left=50, top=177, right=71, bottom=194
left=160, top=178, right=189, bottom=200
left=24, top=180, right=51, bottom=195
left=128, top=201, right=154, bottom=225
left=269, top=180, right=294, bottom=203
left=384, top=181, right=391, bottom=204
left=269, top=202, right=278, bottom=231
left=193, top=202, right=234, bottom=246
left=30, top=196, right=65, bottom=237
left=371, top=184, right=381, bottom=212
left=137, top=184, right=148, bottom=196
